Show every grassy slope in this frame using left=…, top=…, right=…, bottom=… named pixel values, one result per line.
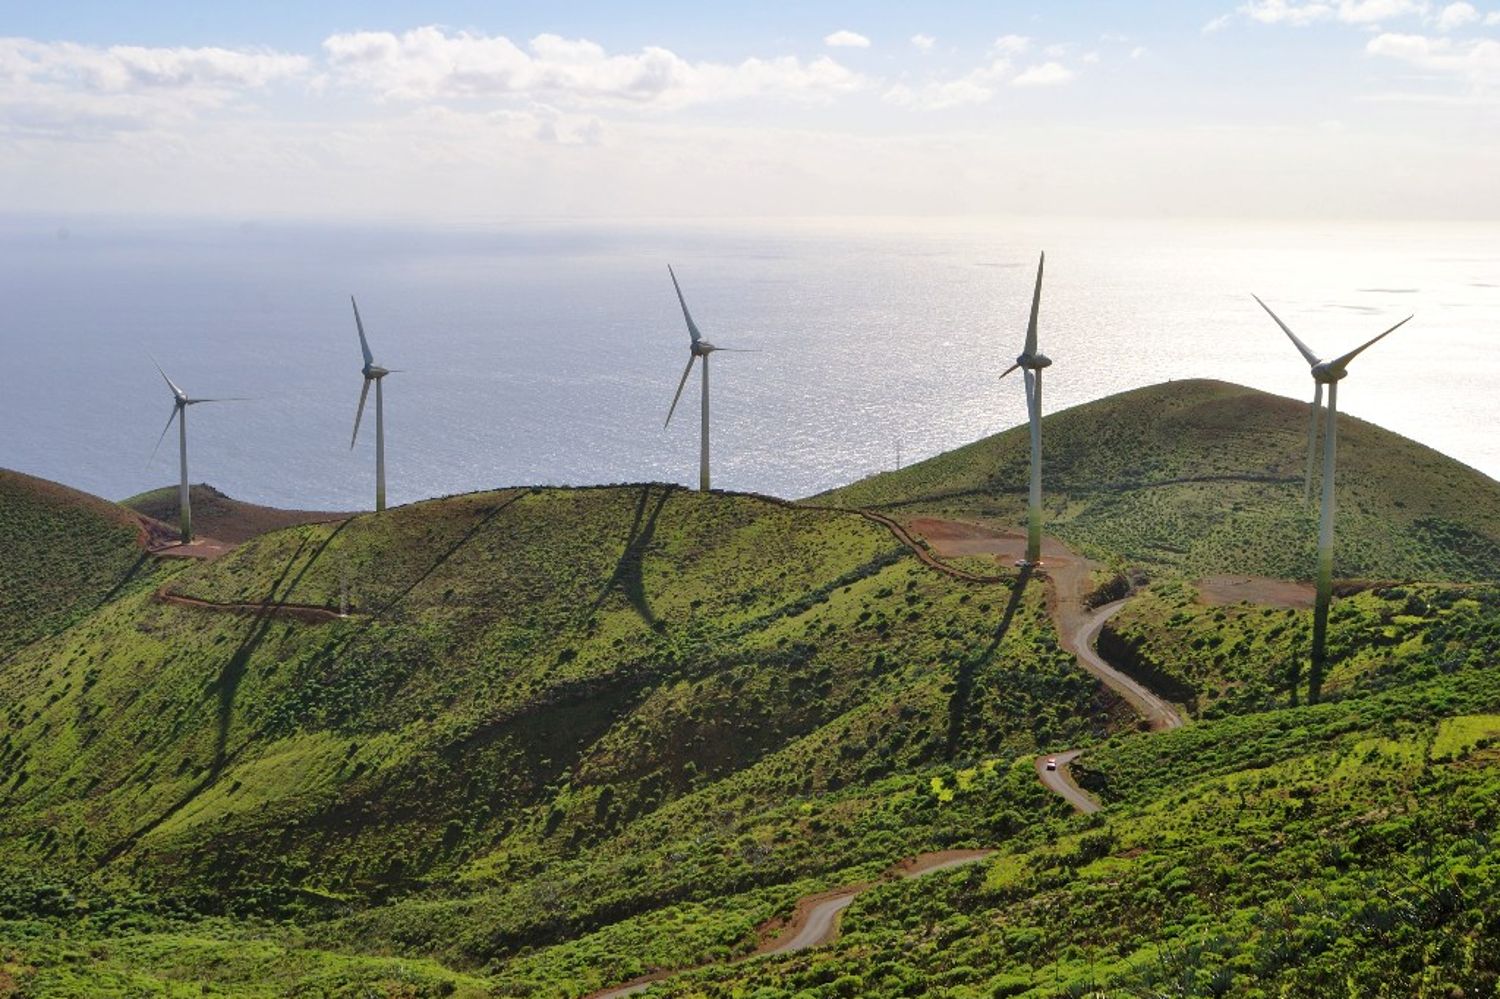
left=0, top=469, right=168, bottom=659
left=122, top=483, right=348, bottom=544
left=816, top=380, right=1500, bottom=582
left=0, top=483, right=1101, bottom=996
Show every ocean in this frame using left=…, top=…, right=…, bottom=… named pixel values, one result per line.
left=1, top=214, right=1496, bottom=510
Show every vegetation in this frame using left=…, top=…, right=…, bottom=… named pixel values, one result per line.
left=0, top=469, right=167, bottom=659
left=2, top=380, right=1498, bottom=996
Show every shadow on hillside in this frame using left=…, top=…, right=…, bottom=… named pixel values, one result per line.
left=946, top=565, right=1032, bottom=759
left=586, top=484, right=672, bottom=629
left=99, top=522, right=348, bottom=867
left=374, top=489, right=529, bottom=620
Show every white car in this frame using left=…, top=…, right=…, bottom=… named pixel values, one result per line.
left=1044, top=757, right=1057, bottom=771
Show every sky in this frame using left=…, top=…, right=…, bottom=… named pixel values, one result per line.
left=2, top=0, right=1498, bottom=220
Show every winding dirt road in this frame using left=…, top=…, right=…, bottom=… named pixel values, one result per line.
left=1061, top=599, right=1183, bottom=733
left=1035, top=749, right=1099, bottom=814
left=586, top=514, right=1186, bottom=999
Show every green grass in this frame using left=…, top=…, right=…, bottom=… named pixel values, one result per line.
left=816, top=380, right=1500, bottom=582
left=5, top=378, right=1500, bottom=998
left=0, top=469, right=168, bottom=659
left=0, top=482, right=1099, bottom=996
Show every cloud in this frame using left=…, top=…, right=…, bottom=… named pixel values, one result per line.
left=1367, top=31, right=1500, bottom=86
left=322, top=27, right=869, bottom=108
left=1229, top=0, right=1427, bottom=26
left=1435, top=2, right=1480, bottom=28
left=0, top=36, right=308, bottom=138
left=1131, top=46, right=1149, bottom=59
left=1012, top=61, right=1076, bottom=86
left=993, top=34, right=1032, bottom=54
left=1083, top=50, right=1102, bottom=63
left=0, top=37, right=307, bottom=94
left=910, top=33, right=936, bottom=52
left=823, top=30, right=871, bottom=48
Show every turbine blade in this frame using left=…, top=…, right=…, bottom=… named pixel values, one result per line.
left=147, top=352, right=185, bottom=399
left=1000, top=362, right=1020, bottom=379
left=1252, top=295, right=1320, bottom=367
left=667, top=265, right=704, bottom=344
left=186, top=397, right=249, bottom=404
left=1022, top=367, right=1038, bottom=419
left=1025, top=251, right=1044, bottom=356
left=664, top=354, right=697, bottom=428
left=1331, top=315, right=1412, bottom=371
left=350, top=377, right=371, bottom=448
left=351, top=296, right=374, bottom=367
left=149, top=405, right=179, bottom=465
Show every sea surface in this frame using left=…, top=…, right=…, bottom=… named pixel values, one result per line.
left=1, top=214, right=1496, bottom=510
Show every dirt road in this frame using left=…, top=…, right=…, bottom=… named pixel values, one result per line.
left=1035, top=749, right=1099, bottom=813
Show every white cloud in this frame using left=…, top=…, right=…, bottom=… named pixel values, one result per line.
left=1012, top=61, right=1076, bottom=86
left=1488, top=11, right=1500, bottom=24
left=1083, top=50, right=1102, bottom=63
left=1204, top=13, right=1236, bottom=32
left=1435, top=2, right=1480, bottom=28
left=1131, top=46, right=1149, bottom=59
left=1231, top=0, right=1426, bottom=26
left=993, top=34, right=1032, bottom=54
left=823, top=30, right=871, bottom=49
left=1367, top=31, right=1500, bottom=86
left=322, top=28, right=869, bottom=108
left=0, top=37, right=308, bottom=138
left=910, top=33, right=936, bottom=52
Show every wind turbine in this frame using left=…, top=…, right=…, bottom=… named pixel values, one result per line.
left=1000, top=252, right=1050, bottom=566
left=1255, top=295, right=1411, bottom=702
left=663, top=265, right=751, bottom=492
left=348, top=296, right=396, bottom=512
left=148, top=357, right=239, bottom=544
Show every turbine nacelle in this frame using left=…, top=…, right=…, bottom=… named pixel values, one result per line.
left=691, top=341, right=719, bottom=357
left=1310, top=360, right=1347, bottom=384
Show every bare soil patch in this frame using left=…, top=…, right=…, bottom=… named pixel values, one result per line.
left=1196, top=574, right=1315, bottom=609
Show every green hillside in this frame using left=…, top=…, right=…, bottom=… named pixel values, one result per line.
left=0, top=469, right=167, bottom=659
left=0, top=483, right=1103, bottom=996
left=3, top=381, right=1500, bottom=998
left=817, top=380, right=1500, bottom=583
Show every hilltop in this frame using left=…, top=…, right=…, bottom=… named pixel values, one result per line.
left=816, top=379, right=1500, bottom=583
left=123, top=483, right=349, bottom=545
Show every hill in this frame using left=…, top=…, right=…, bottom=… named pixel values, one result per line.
left=3, top=383, right=1499, bottom=997
left=0, top=483, right=1105, bottom=995
left=0, top=469, right=167, bottom=658
left=816, top=380, right=1500, bottom=583
left=122, top=483, right=349, bottom=545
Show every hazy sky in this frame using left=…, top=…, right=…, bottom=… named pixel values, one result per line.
left=3, top=1, right=1497, bottom=220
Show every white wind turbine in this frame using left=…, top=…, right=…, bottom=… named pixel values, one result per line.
left=999, top=252, right=1050, bottom=566
left=663, top=265, right=752, bottom=492
left=1255, top=295, right=1411, bottom=702
left=348, top=296, right=397, bottom=512
left=148, top=357, right=241, bottom=544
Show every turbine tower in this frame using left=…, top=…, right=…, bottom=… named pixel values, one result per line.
left=1000, top=252, right=1050, bottom=566
left=148, top=358, right=238, bottom=544
left=349, top=296, right=396, bottom=512
left=1255, top=295, right=1411, bottom=702
left=663, top=265, right=750, bottom=492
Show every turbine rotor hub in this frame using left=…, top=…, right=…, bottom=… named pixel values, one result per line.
left=1019, top=352, right=1052, bottom=370
left=1311, top=363, right=1345, bottom=383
